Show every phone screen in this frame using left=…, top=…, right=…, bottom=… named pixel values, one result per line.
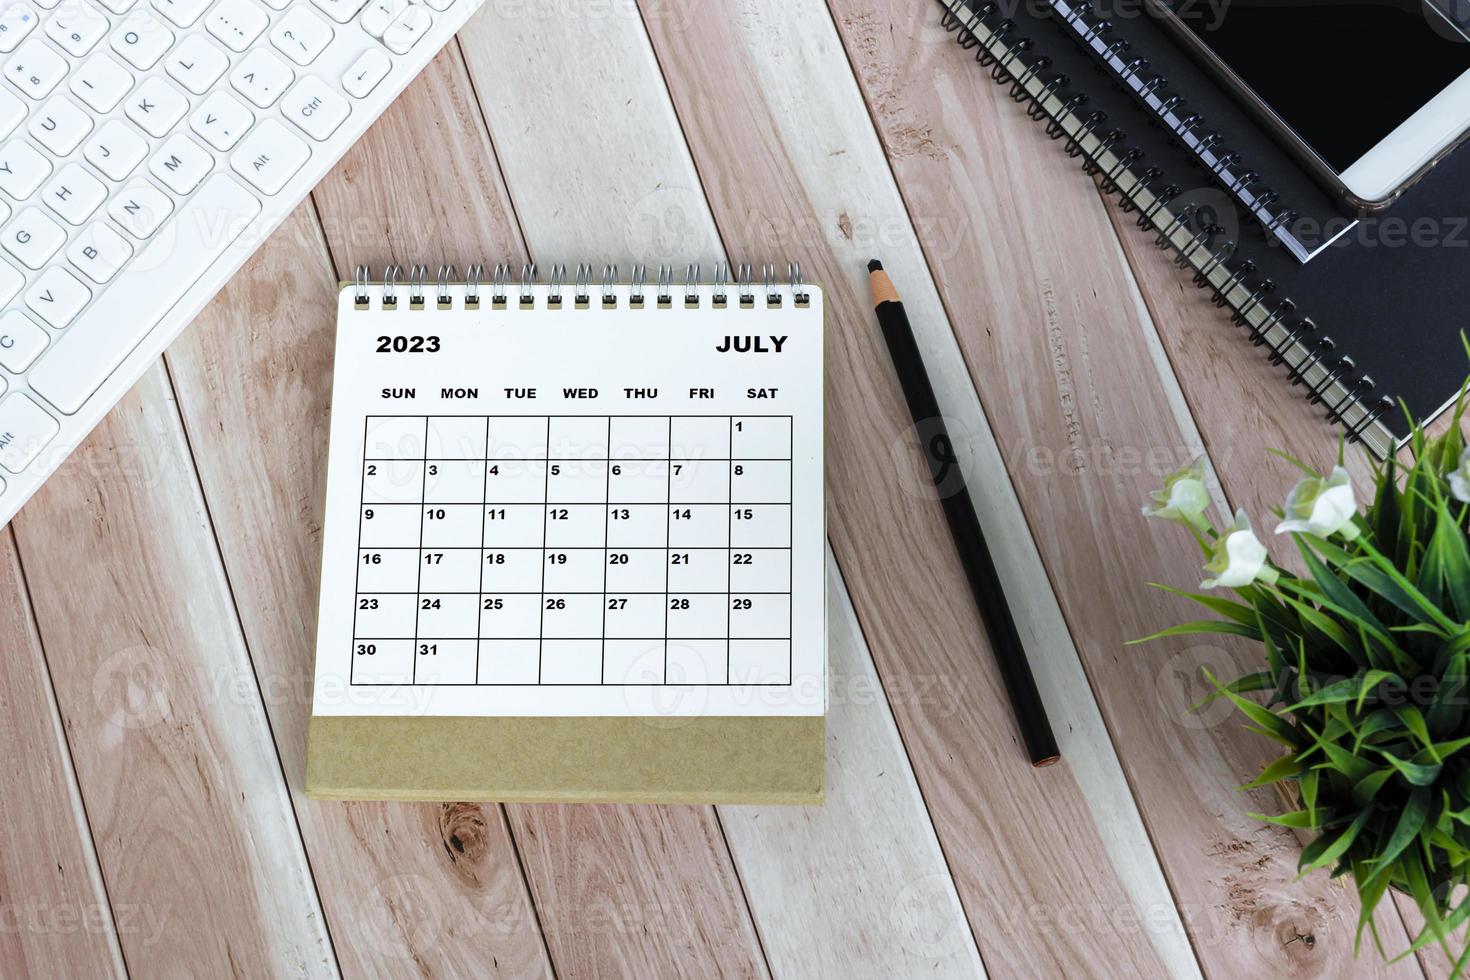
left=1157, top=0, right=1470, bottom=172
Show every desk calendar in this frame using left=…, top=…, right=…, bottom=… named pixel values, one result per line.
left=309, top=268, right=826, bottom=735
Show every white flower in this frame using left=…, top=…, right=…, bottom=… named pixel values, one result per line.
left=1275, top=466, right=1359, bottom=539
left=1449, top=447, right=1470, bottom=504
left=1142, top=455, right=1211, bottom=529
left=1202, top=510, right=1273, bottom=589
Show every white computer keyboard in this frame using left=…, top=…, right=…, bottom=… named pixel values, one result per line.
left=0, top=0, right=480, bottom=525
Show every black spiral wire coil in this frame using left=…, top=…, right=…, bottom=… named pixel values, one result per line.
left=352, top=262, right=812, bottom=311
left=937, top=0, right=1392, bottom=445
left=1048, top=0, right=1303, bottom=246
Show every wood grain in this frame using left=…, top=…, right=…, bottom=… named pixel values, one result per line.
left=631, top=0, right=1187, bottom=974
left=720, top=550, right=989, bottom=978
left=306, top=39, right=771, bottom=975
left=455, top=6, right=1022, bottom=976
left=0, top=529, right=124, bottom=979
left=826, top=0, right=1421, bottom=975
left=162, top=201, right=553, bottom=978
left=10, top=365, right=335, bottom=977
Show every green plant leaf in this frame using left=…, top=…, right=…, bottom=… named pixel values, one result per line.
left=1203, top=669, right=1300, bottom=747
left=1129, top=620, right=1263, bottom=645
left=1371, top=749, right=1441, bottom=787
left=1299, top=807, right=1372, bottom=875
left=1189, top=671, right=1273, bottom=712
left=1352, top=767, right=1396, bottom=806
left=1240, top=753, right=1304, bottom=790
left=1363, top=788, right=1431, bottom=889
left=1297, top=539, right=1395, bottom=647
left=1149, top=583, right=1260, bottom=626
left=1249, top=809, right=1317, bottom=828
left=1302, top=535, right=1455, bottom=634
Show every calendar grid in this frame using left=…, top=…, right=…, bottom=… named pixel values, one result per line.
left=409, top=416, right=429, bottom=684
left=351, top=414, right=795, bottom=687
left=474, top=417, right=490, bottom=683
left=661, top=418, right=673, bottom=684
left=725, top=415, right=733, bottom=685
left=349, top=416, right=369, bottom=684
left=536, top=437, right=551, bottom=683
left=599, top=417, right=613, bottom=682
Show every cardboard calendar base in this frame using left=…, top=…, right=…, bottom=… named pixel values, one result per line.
left=305, top=714, right=824, bottom=804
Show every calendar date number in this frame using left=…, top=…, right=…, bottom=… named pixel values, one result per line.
left=375, top=335, right=442, bottom=353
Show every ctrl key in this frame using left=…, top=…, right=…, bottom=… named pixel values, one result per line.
left=0, top=391, right=58, bottom=474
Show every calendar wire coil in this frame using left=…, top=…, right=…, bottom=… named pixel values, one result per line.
left=935, top=0, right=1394, bottom=449
left=354, top=262, right=811, bottom=312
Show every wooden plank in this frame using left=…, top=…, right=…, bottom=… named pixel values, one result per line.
left=10, top=365, right=335, bottom=977
left=827, top=0, right=1422, bottom=975
left=720, top=549, right=989, bottom=978
left=0, top=529, right=125, bottom=979
left=656, top=3, right=1201, bottom=975
left=454, top=8, right=999, bottom=977
left=307, top=40, right=770, bottom=975
left=162, top=200, right=553, bottom=978
left=463, top=0, right=1181, bottom=974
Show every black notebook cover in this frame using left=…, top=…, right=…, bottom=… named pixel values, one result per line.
left=938, top=0, right=1469, bottom=452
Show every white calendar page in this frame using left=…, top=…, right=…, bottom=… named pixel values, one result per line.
left=311, top=283, right=825, bottom=717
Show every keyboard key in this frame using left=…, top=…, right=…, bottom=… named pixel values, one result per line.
left=125, top=75, right=188, bottom=136
left=230, top=118, right=307, bottom=194
left=381, top=4, right=430, bottom=54
left=31, top=173, right=261, bottom=414
left=29, top=94, right=93, bottom=154
left=0, top=392, right=58, bottom=472
left=229, top=46, right=291, bottom=107
left=342, top=48, right=389, bottom=98
left=309, top=0, right=366, bottom=24
left=0, top=3, right=36, bottom=52
left=205, top=0, right=266, bottom=50
left=0, top=309, right=46, bottom=371
left=96, top=0, right=139, bottom=13
left=419, top=0, right=452, bottom=11
left=45, top=2, right=109, bottom=55
left=150, top=0, right=210, bottom=28
left=148, top=132, right=210, bottom=193
left=25, top=265, right=91, bottom=327
left=358, top=0, right=402, bottom=37
left=41, top=162, right=106, bottom=223
left=5, top=37, right=67, bottom=97
left=0, top=141, right=51, bottom=199
left=269, top=6, right=331, bottom=65
left=165, top=33, right=226, bottom=92
left=110, top=9, right=172, bottom=68
left=0, top=255, right=21, bottom=303
left=67, top=219, right=132, bottom=282
left=70, top=51, right=132, bottom=111
left=1, top=206, right=63, bottom=266
left=281, top=75, right=347, bottom=141
left=107, top=179, right=172, bottom=237
left=190, top=88, right=251, bottom=149
left=84, top=118, right=148, bottom=179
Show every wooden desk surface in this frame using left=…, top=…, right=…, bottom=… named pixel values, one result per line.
left=0, top=2, right=1434, bottom=977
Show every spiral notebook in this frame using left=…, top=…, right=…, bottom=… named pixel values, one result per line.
left=306, top=264, right=826, bottom=803
left=938, top=0, right=1470, bottom=457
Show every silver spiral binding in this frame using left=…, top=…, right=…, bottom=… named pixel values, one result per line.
left=936, top=0, right=1395, bottom=454
left=1050, top=0, right=1304, bottom=252
left=350, top=261, right=814, bottom=312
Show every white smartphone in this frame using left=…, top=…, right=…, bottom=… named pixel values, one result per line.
left=1148, top=0, right=1470, bottom=210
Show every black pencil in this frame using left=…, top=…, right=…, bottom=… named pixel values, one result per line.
left=868, top=259, right=1060, bottom=767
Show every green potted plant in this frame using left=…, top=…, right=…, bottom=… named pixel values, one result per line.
left=1140, top=392, right=1470, bottom=972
